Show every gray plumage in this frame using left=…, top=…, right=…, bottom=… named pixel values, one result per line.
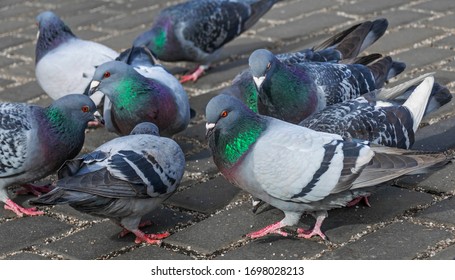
left=0, top=94, right=100, bottom=217
left=205, top=94, right=451, bottom=240
left=35, top=11, right=118, bottom=99
left=31, top=122, right=185, bottom=244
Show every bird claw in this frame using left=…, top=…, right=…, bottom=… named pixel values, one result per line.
left=346, top=195, right=371, bottom=207
left=296, top=227, right=328, bottom=240
left=246, top=222, right=285, bottom=239
left=4, top=199, right=44, bottom=217
left=179, top=65, right=207, bottom=83
left=133, top=232, right=170, bottom=245
left=118, top=220, right=154, bottom=238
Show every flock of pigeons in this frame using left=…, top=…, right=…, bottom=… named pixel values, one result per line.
left=1, top=0, right=454, bottom=245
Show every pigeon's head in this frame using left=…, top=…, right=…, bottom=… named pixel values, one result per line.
left=205, top=94, right=256, bottom=137
left=36, top=11, right=74, bottom=36
left=50, top=94, right=104, bottom=127
left=249, top=49, right=277, bottom=90
left=130, top=122, right=160, bottom=136
left=88, top=61, right=136, bottom=97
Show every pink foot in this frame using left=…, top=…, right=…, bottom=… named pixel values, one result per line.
left=346, top=195, right=371, bottom=207
left=297, top=214, right=327, bottom=240
left=132, top=229, right=170, bottom=245
left=4, top=199, right=44, bottom=217
left=179, top=65, right=208, bottom=83
left=15, top=183, right=54, bottom=196
left=246, top=222, right=288, bottom=239
left=118, top=220, right=154, bottom=238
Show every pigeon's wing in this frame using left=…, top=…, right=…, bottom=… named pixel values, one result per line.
left=248, top=119, right=374, bottom=204
left=0, top=104, right=34, bottom=178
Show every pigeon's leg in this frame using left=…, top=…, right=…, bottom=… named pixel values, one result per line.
left=118, top=220, right=154, bottom=238
left=179, top=64, right=209, bottom=83
left=346, top=195, right=371, bottom=207
left=131, top=229, right=170, bottom=245
left=247, top=221, right=289, bottom=239
left=297, top=211, right=328, bottom=240
left=4, top=199, right=44, bottom=217
left=15, top=183, right=54, bottom=196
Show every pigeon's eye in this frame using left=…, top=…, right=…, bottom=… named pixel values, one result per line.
left=103, top=71, right=111, bottom=78
left=220, top=110, right=228, bottom=118
left=81, top=105, right=90, bottom=113
left=266, top=63, right=271, bottom=70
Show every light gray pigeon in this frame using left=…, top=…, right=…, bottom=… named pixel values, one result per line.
left=31, top=122, right=185, bottom=245
left=88, top=49, right=190, bottom=136
left=35, top=11, right=119, bottom=99
left=133, top=0, right=281, bottom=83
left=205, top=94, right=451, bottom=240
left=0, top=94, right=101, bottom=217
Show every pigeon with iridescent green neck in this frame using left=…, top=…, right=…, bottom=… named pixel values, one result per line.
left=0, top=94, right=101, bottom=217
left=206, top=94, right=451, bottom=240
left=249, top=49, right=405, bottom=124
left=222, top=18, right=389, bottom=113
left=35, top=11, right=118, bottom=100
left=31, top=122, right=185, bottom=245
left=133, top=0, right=281, bottom=83
left=89, top=57, right=190, bottom=136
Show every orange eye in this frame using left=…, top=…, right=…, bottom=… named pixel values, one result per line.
left=103, top=71, right=111, bottom=78
left=81, top=105, right=90, bottom=113
left=220, top=110, right=228, bottom=118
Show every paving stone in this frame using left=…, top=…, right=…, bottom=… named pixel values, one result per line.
left=221, top=37, right=276, bottom=62
left=0, top=18, right=32, bottom=34
left=416, top=197, right=455, bottom=225
left=81, top=127, right=118, bottom=153
left=412, top=115, right=455, bottom=151
left=300, top=186, right=434, bottom=244
left=175, top=122, right=208, bottom=143
left=431, top=244, right=455, bottom=260
left=394, top=47, right=455, bottom=70
left=320, top=221, right=452, bottom=259
left=411, top=0, right=455, bottom=12
left=337, top=0, right=410, bottom=15
left=165, top=203, right=286, bottom=256
left=113, top=246, right=193, bottom=260
left=258, top=13, right=350, bottom=41
left=378, top=9, right=432, bottom=27
left=53, top=1, right=107, bottom=17
left=0, top=78, right=14, bottom=90
left=64, top=11, right=112, bottom=28
left=433, top=35, right=455, bottom=49
left=0, top=216, right=72, bottom=255
left=50, top=205, right=105, bottom=222
left=0, top=4, right=38, bottom=19
left=101, top=10, right=157, bottom=30
left=0, top=35, right=30, bottom=50
left=185, top=148, right=218, bottom=175
left=428, top=14, right=455, bottom=29
left=263, top=0, right=339, bottom=21
left=4, top=252, right=51, bottom=260
left=217, top=237, right=327, bottom=260
left=167, top=176, right=241, bottom=214
left=99, top=28, right=144, bottom=51
left=186, top=90, right=218, bottom=120
left=395, top=163, right=455, bottom=194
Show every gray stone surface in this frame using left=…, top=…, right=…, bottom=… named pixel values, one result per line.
left=112, top=246, right=193, bottom=260
left=4, top=252, right=51, bottom=260
left=416, top=197, right=455, bottom=225
left=431, top=244, right=455, bottom=260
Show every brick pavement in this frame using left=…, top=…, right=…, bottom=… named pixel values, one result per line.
left=0, top=0, right=455, bottom=260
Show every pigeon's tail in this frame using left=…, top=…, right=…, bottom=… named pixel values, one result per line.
left=29, top=188, right=75, bottom=206
left=244, top=0, right=281, bottom=30
left=315, top=18, right=388, bottom=60
left=402, top=76, right=434, bottom=132
left=343, top=53, right=383, bottom=65
left=352, top=147, right=453, bottom=189
left=116, top=46, right=158, bottom=67
left=367, top=56, right=406, bottom=88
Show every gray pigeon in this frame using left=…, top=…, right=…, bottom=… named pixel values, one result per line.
left=88, top=49, right=190, bottom=136
left=35, top=11, right=118, bottom=99
left=31, top=122, right=185, bottom=245
left=205, top=94, right=451, bottom=240
left=249, top=48, right=405, bottom=124
left=0, top=94, right=101, bottom=217
left=133, top=0, right=281, bottom=83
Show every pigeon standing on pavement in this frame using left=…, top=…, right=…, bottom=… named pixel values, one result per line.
left=222, top=18, right=389, bottom=112
left=31, top=122, right=185, bottom=244
left=249, top=48, right=405, bottom=124
left=133, top=0, right=281, bottom=83
left=205, top=94, right=451, bottom=240
left=88, top=48, right=190, bottom=136
left=35, top=11, right=119, bottom=100
left=0, top=94, right=101, bottom=217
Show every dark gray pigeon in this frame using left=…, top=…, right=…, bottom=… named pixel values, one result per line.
left=31, top=122, right=185, bottom=244
left=249, top=48, right=405, bottom=124
left=0, top=94, right=101, bottom=217
left=88, top=50, right=190, bottom=136
left=133, top=0, right=281, bottom=83
left=35, top=11, right=118, bottom=99
left=205, top=94, right=451, bottom=240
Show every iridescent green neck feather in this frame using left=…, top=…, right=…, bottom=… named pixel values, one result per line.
left=152, top=28, right=167, bottom=56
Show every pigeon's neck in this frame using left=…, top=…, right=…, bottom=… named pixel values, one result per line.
left=36, top=24, right=76, bottom=63
left=211, top=116, right=267, bottom=170
left=112, top=76, right=158, bottom=112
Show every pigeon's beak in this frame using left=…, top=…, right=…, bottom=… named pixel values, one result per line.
left=90, top=91, right=105, bottom=108
left=205, top=122, right=216, bottom=137
left=88, top=80, right=101, bottom=96
left=253, top=75, right=265, bottom=91
left=94, top=111, right=105, bottom=125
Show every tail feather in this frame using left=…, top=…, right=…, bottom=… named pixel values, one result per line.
left=402, top=76, right=434, bottom=132
left=367, top=56, right=406, bottom=88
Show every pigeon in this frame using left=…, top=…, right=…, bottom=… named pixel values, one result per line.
left=35, top=11, right=119, bottom=100
left=0, top=94, right=102, bottom=217
left=133, top=0, right=281, bottom=83
left=300, top=76, right=436, bottom=149
left=249, top=48, right=405, bottom=124
left=88, top=48, right=190, bottom=136
left=205, top=94, right=451, bottom=240
left=222, top=18, right=389, bottom=113
left=31, top=122, right=185, bottom=244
